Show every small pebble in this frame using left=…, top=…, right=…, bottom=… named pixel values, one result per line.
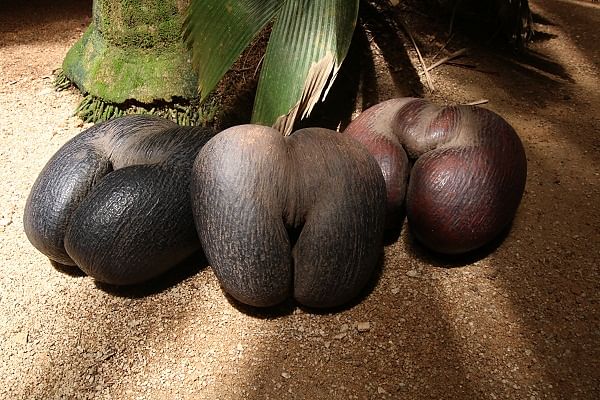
left=281, top=372, right=291, bottom=379
left=0, top=215, right=12, bottom=226
left=127, top=319, right=142, bottom=328
left=357, top=322, right=371, bottom=332
left=14, top=330, right=28, bottom=345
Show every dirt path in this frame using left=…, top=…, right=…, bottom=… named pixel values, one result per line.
left=1, top=1, right=598, bottom=399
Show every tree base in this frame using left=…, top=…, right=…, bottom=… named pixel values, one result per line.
left=62, top=25, right=198, bottom=104
left=54, top=69, right=217, bottom=126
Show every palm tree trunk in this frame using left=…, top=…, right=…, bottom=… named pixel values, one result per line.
left=62, top=0, right=198, bottom=104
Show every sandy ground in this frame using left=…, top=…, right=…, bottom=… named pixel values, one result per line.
left=1, top=0, right=599, bottom=399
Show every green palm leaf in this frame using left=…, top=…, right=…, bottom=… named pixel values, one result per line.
left=183, top=0, right=283, bottom=101
left=252, top=0, right=359, bottom=135
left=184, top=0, right=359, bottom=135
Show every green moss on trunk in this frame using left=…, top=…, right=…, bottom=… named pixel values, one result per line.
left=63, top=0, right=198, bottom=104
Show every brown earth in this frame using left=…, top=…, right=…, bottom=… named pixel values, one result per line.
left=1, top=0, right=598, bottom=399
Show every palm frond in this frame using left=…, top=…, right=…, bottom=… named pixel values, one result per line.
left=184, top=0, right=359, bottom=134
left=183, top=0, right=284, bottom=101
left=251, top=0, right=359, bottom=134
